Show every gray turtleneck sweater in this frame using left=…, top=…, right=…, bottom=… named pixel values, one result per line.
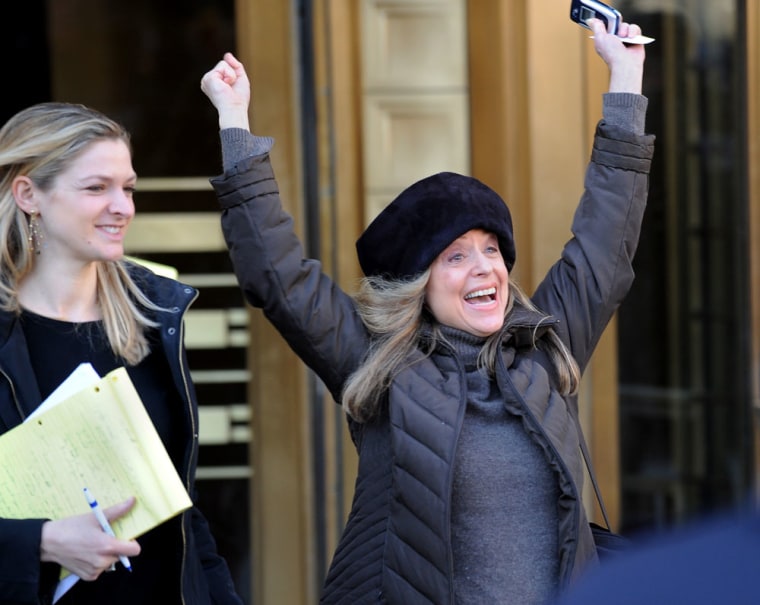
left=440, top=326, right=560, bottom=604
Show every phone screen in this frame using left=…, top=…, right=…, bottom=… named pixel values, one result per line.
left=578, top=6, right=596, bottom=23
left=570, top=0, right=620, bottom=34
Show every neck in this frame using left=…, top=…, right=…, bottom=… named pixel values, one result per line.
left=19, top=262, right=101, bottom=322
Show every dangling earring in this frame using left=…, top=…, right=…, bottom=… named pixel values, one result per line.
left=28, top=211, right=44, bottom=255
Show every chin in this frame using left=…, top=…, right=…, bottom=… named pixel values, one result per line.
left=469, top=325, right=501, bottom=338
left=470, top=316, right=504, bottom=335
left=100, top=250, right=126, bottom=262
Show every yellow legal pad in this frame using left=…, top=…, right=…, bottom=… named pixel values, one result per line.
left=0, top=367, right=192, bottom=539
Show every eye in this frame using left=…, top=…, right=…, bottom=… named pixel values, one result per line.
left=124, top=186, right=137, bottom=196
left=86, top=184, right=106, bottom=192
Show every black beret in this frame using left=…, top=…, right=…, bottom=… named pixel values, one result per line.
left=356, top=171, right=515, bottom=280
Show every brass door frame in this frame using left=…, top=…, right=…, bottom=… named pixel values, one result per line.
left=748, top=0, right=760, bottom=493
left=236, top=3, right=315, bottom=604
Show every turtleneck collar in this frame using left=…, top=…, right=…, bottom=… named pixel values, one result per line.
left=438, top=325, right=486, bottom=370
left=427, top=299, right=559, bottom=361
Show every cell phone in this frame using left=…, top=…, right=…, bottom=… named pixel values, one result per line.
left=569, top=0, right=621, bottom=35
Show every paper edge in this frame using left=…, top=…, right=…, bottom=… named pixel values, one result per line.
left=590, top=34, right=656, bottom=45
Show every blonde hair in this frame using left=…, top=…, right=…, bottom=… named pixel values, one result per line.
left=0, top=102, right=161, bottom=365
left=342, top=272, right=581, bottom=422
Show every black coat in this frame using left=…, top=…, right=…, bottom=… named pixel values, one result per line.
left=212, top=120, right=655, bottom=604
left=0, top=263, right=242, bottom=605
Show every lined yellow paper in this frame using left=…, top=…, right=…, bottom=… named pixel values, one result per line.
left=0, top=367, right=192, bottom=538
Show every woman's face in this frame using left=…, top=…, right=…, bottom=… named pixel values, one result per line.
left=424, top=229, right=510, bottom=337
left=29, top=139, right=136, bottom=266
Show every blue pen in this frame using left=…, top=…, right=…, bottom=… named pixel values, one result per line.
left=83, top=487, right=132, bottom=572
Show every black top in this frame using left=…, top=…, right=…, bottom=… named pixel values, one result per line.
left=20, top=310, right=185, bottom=605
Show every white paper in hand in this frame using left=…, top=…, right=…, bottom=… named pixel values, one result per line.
left=27, top=363, right=101, bottom=420
left=590, top=34, right=655, bottom=44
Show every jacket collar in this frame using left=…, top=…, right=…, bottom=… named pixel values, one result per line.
left=126, top=261, right=197, bottom=315
left=502, top=303, right=560, bottom=349
left=0, top=310, right=43, bottom=428
left=422, top=300, right=560, bottom=354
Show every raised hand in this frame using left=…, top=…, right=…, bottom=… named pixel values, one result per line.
left=201, top=52, right=252, bottom=130
left=588, top=19, right=646, bottom=94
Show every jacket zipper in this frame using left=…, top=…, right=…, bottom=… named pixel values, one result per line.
left=436, top=342, right=471, bottom=604
left=175, top=288, right=199, bottom=605
left=0, top=367, right=24, bottom=421
left=497, top=354, right=582, bottom=587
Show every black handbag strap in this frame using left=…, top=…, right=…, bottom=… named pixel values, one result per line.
left=571, top=409, right=612, bottom=530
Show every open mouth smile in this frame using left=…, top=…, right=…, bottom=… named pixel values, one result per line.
left=464, top=287, right=497, bottom=304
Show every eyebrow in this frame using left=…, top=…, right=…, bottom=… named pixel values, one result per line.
left=77, top=172, right=138, bottom=183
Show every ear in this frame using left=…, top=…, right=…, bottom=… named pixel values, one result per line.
left=12, top=176, right=38, bottom=215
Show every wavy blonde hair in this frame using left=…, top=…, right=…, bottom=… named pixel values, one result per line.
left=0, top=102, right=161, bottom=365
left=342, top=271, right=581, bottom=422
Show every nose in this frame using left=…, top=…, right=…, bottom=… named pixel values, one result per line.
left=471, top=249, right=494, bottom=275
left=110, top=189, right=135, bottom=218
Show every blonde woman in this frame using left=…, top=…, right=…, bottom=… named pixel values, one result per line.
left=203, top=18, right=655, bottom=605
left=0, top=103, right=243, bottom=605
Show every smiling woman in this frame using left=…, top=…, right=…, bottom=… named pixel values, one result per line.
left=0, top=102, right=244, bottom=605
left=425, top=229, right=509, bottom=337
left=13, top=138, right=137, bottom=292
left=200, top=31, right=655, bottom=602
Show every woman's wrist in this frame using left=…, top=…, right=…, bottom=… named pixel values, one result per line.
left=217, top=106, right=250, bottom=131
left=607, top=63, right=644, bottom=94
